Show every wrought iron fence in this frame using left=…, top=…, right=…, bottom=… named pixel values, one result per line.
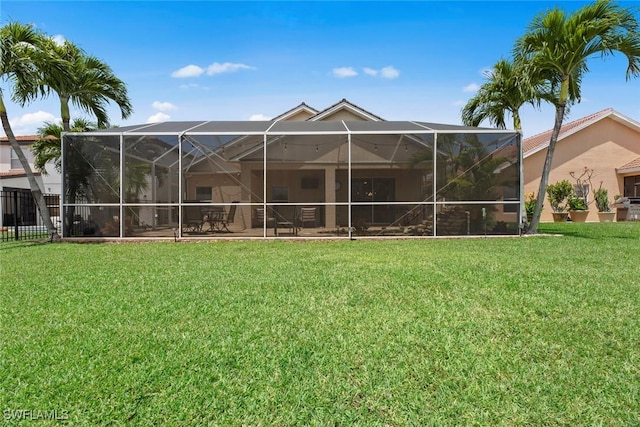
left=0, top=190, right=60, bottom=242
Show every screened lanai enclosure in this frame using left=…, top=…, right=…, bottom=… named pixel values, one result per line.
left=61, top=121, right=522, bottom=239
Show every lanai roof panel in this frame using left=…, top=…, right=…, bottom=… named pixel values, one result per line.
left=414, top=122, right=490, bottom=131
left=126, top=121, right=206, bottom=133
left=344, top=121, right=431, bottom=133
left=269, top=121, right=347, bottom=133
left=189, top=121, right=274, bottom=134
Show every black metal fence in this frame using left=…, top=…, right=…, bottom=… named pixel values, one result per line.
left=0, top=190, right=60, bottom=242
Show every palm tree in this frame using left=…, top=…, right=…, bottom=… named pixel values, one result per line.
left=462, top=58, right=550, bottom=131
left=516, top=0, right=640, bottom=233
left=32, top=118, right=96, bottom=174
left=40, top=38, right=132, bottom=132
left=0, top=22, right=60, bottom=232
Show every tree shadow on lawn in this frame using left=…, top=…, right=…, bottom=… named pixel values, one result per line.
left=539, top=223, right=640, bottom=241
left=0, top=240, right=51, bottom=252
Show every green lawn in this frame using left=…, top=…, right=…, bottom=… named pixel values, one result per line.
left=1, top=223, right=639, bottom=425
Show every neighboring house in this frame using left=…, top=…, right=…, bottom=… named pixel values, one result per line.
left=0, top=135, right=61, bottom=194
left=0, top=135, right=61, bottom=228
left=523, top=108, right=640, bottom=222
left=62, top=99, right=522, bottom=239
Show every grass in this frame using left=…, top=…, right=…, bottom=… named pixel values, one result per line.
left=1, top=222, right=639, bottom=425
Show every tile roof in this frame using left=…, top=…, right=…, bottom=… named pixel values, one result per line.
left=522, top=108, right=615, bottom=156
left=0, top=170, right=40, bottom=178
left=618, top=156, right=640, bottom=172
left=0, top=135, right=38, bottom=145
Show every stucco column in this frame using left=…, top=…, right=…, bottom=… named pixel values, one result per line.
left=325, top=167, right=336, bottom=228
left=239, top=164, right=253, bottom=229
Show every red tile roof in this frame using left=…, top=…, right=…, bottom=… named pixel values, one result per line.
left=618, top=156, right=640, bottom=172
left=522, top=108, right=615, bottom=156
left=0, top=135, right=38, bottom=145
left=0, top=170, right=40, bottom=178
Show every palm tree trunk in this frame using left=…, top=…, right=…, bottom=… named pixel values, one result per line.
left=513, top=111, right=522, bottom=132
left=60, top=96, right=71, bottom=132
left=527, top=103, right=567, bottom=234
left=0, top=98, right=56, bottom=234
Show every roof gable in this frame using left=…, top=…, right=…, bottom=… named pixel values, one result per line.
left=523, top=108, right=640, bottom=158
left=272, top=103, right=319, bottom=122
left=308, top=98, right=384, bottom=122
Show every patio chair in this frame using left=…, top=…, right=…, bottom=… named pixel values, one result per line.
left=255, top=207, right=277, bottom=229
left=218, top=201, right=238, bottom=232
left=182, top=205, right=204, bottom=233
left=298, top=207, right=316, bottom=228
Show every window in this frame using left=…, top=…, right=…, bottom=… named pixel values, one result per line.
left=9, top=147, right=35, bottom=169
left=574, top=184, right=589, bottom=204
left=10, top=148, right=22, bottom=169
left=301, top=176, right=319, bottom=189
left=624, top=175, right=640, bottom=197
left=271, top=186, right=288, bottom=202
left=195, top=186, right=212, bottom=201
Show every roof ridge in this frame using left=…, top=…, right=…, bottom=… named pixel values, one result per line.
left=308, top=98, right=385, bottom=121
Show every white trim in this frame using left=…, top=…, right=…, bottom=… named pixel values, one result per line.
left=617, top=166, right=640, bottom=174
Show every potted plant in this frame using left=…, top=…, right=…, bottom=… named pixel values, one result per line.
left=567, top=168, right=593, bottom=222
left=546, top=180, right=572, bottom=222
left=567, top=193, right=589, bottom=222
left=594, top=186, right=615, bottom=222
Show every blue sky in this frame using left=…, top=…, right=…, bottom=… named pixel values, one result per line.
left=2, top=1, right=639, bottom=138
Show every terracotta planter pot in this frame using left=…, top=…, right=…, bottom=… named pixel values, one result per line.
left=597, top=211, right=616, bottom=222
left=569, top=210, right=589, bottom=223
left=551, top=212, right=569, bottom=222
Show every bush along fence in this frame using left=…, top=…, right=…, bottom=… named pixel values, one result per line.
left=0, top=190, right=60, bottom=242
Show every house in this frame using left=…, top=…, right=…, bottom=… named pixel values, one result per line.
left=523, top=108, right=640, bottom=222
left=62, top=99, right=522, bottom=239
left=0, top=135, right=61, bottom=228
left=0, top=135, right=61, bottom=193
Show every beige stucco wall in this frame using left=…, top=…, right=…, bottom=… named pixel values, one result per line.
left=524, top=117, right=640, bottom=222
left=283, top=110, right=315, bottom=121
left=317, top=109, right=368, bottom=121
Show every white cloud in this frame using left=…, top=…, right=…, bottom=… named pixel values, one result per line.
left=51, top=34, right=65, bottom=46
left=146, top=112, right=170, bottom=123
left=249, top=114, right=271, bottom=121
left=379, top=66, right=400, bottom=79
left=178, top=83, right=203, bottom=89
left=152, top=101, right=176, bottom=111
left=206, top=62, right=254, bottom=75
left=363, top=67, right=378, bottom=77
left=332, top=67, right=358, bottom=78
left=453, top=100, right=466, bottom=107
left=7, top=110, right=58, bottom=136
left=9, top=110, right=58, bottom=128
left=362, top=66, right=400, bottom=79
left=171, top=64, right=204, bottom=78
left=463, top=83, right=480, bottom=93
